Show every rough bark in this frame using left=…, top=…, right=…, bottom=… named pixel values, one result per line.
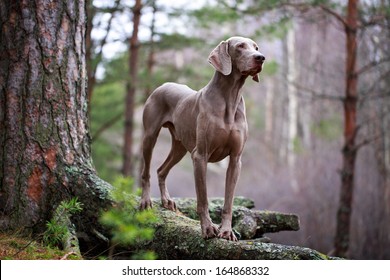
left=0, top=0, right=111, bottom=241
left=123, top=0, right=142, bottom=177
left=334, top=0, right=359, bottom=258
left=86, top=0, right=95, bottom=104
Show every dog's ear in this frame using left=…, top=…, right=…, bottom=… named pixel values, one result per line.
left=208, top=41, right=232, bottom=76
left=252, top=74, right=259, bottom=82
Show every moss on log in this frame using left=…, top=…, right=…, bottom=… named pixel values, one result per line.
left=173, top=197, right=299, bottom=239
left=135, top=209, right=332, bottom=260
left=131, top=197, right=334, bottom=260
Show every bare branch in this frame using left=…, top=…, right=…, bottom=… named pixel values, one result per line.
left=92, top=113, right=123, bottom=142
left=355, top=133, right=384, bottom=151
left=356, top=56, right=390, bottom=76
left=91, top=0, right=122, bottom=77
left=88, top=0, right=122, bottom=103
left=292, top=81, right=344, bottom=102
left=318, top=4, right=348, bottom=27
left=359, top=69, right=390, bottom=104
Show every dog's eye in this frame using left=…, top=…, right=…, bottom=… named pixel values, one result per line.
left=238, top=43, right=246, bottom=49
left=255, top=46, right=259, bottom=51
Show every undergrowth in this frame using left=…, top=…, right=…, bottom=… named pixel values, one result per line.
left=100, top=176, right=159, bottom=260
left=0, top=232, right=81, bottom=260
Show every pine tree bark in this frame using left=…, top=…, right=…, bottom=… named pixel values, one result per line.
left=86, top=0, right=95, bottom=104
left=0, top=0, right=111, bottom=239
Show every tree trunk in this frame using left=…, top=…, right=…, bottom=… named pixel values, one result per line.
left=286, top=20, right=299, bottom=192
left=123, top=0, right=142, bottom=177
left=334, top=0, right=359, bottom=258
left=143, top=0, right=157, bottom=103
left=0, top=0, right=111, bottom=240
left=86, top=0, right=121, bottom=107
left=86, top=0, right=95, bottom=105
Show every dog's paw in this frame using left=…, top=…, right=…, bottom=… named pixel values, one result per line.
left=218, top=229, right=238, bottom=242
left=139, top=198, right=153, bottom=210
left=162, top=198, right=177, bottom=211
left=201, top=223, right=219, bottom=239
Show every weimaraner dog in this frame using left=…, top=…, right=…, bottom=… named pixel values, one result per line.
left=139, top=36, right=265, bottom=241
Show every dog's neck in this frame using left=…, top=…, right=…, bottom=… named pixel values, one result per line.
left=204, top=70, right=248, bottom=123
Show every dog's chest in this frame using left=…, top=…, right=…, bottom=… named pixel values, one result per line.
left=206, top=115, right=248, bottom=162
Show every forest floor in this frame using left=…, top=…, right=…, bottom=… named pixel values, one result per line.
left=0, top=232, right=82, bottom=260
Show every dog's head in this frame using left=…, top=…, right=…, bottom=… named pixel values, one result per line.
left=208, top=36, right=265, bottom=82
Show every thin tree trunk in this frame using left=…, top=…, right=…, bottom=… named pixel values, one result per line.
left=265, top=79, right=274, bottom=144
left=138, top=0, right=157, bottom=184
left=0, top=0, right=111, bottom=241
left=286, top=21, right=299, bottom=192
left=86, top=0, right=121, bottom=107
left=123, top=0, right=142, bottom=177
left=143, top=0, right=157, bottom=103
left=334, top=0, right=359, bottom=258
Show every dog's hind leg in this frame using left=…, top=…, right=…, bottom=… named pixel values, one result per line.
left=139, top=128, right=160, bottom=210
left=157, top=126, right=187, bottom=211
left=139, top=103, right=164, bottom=210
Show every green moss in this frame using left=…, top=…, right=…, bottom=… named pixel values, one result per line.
left=0, top=232, right=82, bottom=260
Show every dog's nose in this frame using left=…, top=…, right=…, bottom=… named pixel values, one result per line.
left=254, top=54, right=265, bottom=62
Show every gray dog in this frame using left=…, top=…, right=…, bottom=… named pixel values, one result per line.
left=139, top=36, right=265, bottom=241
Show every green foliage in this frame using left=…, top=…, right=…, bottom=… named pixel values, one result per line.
left=255, top=16, right=291, bottom=39
left=100, top=52, right=129, bottom=84
left=43, top=221, right=67, bottom=248
left=189, top=5, right=241, bottom=28
left=43, top=198, right=83, bottom=248
left=100, top=177, right=158, bottom=260
left=155, top=33, right=205, bottom=50
left=90, top=59, right=126, bottom=183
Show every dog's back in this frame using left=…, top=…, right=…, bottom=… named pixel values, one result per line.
left=143, top=82, right=196, bottom=130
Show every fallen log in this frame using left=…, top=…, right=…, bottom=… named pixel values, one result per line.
left=174, top=197, right=299, bottom=239
left=134, top=208, right=334, bottom=260
left=127, top=197, right=335, bottom=260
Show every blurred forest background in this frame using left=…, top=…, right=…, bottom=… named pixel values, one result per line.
left=87, top=0, right=390, bottom=259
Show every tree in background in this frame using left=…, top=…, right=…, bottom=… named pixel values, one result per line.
left=185, top=0, right=390, bottom=258
left=307, top=0, right=389, bottom=257
left=85, top=0, right=390, bottom=258
left=88, top=0, right=209, bottom=183
left=86, top=0, right=122, bottom=106
left=123, top=0, right=142, bottom=177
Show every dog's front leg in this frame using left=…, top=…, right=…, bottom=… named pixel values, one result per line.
left=219, top=155, right=241, bottom=241
left=191, top=149, right=219, bottom=239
